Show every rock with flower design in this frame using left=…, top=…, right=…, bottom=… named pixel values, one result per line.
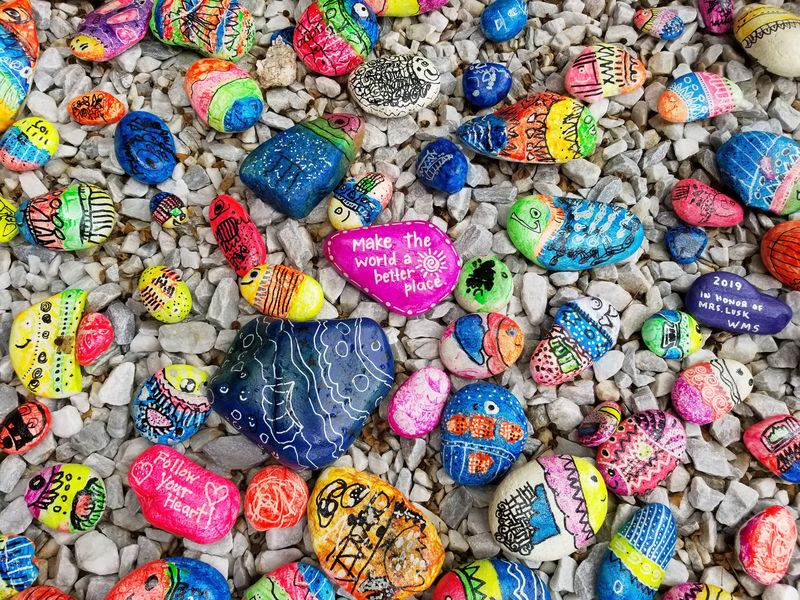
left=672, top=359, right=752, bottom=425
left=658, top=72, right=744, bottom=123
left=70, top=0, right=153, bottom=61
left=737, top=505, right=797, bottom=585
left=633, top=7, right=685, bottom=40
left=564, top=44, right=646, bottom=103
left=439, top=313, right=524, bottom=380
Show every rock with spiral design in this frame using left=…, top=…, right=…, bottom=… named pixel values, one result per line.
left=244, top=466, right=309, bottom=531
left=671, top=359, right=752, bottom=425
left=737, top=505, right=797, bottom=585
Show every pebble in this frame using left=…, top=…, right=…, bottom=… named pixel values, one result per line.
left=0, top=0, right=38, bottom=132
left=243, top=562, right=334, bottom=600
left=0, top=534, right=38, bottom=594
left=138, top=266, right=192, bottom=323
left=106, top=557, right=229, bottom=600
left=149, top=192, right=187, bottom=229
left=454, top=255, right=513, bottom=313
left=328, top=172, right=393, bottom=230
left=737, top=505, right=797, bottom=585
left=349, top=54, right=440, bottom=118
left=633, top=7, right=685, bottom=40
left=0, top=116, right=58, bottom=171
left=762, top=221, right=800, bottom=291
left=387, top=367, right=450, bottom=438
left=665, top=225, right=707, bottom=264
left=439, top=313, right=524, bottom=379
left=75, top=312, right=114, bottom=366
left=641, top=310, right=702, bottom=359
left=256, top=39, right=296, bottom=89
left=67, top=91, right=126, bottom=126
left=157, top=321, right=216, bottom=354
left=432, top=559, right=550, bottom=600
left=114, top=111, right=176, bottom=185
left=416, top=138, right=468, bottom=194
left=698, top=0, right=734, bottom=33
left=734, top=4, right=800, bottom=78
left=564, top=44, right=646, bottom=103
left=672, top=359, right=753, bottom=425
left=463, top=63, right=512, bottom=109
left=244, top=465, right=308, bottom=531
left=70, top=0, right=151, bottom=61
left=577, top=401, right=622, bottom=447
left=716, top=481, right=758, bottom=527
left=670, top=179, right=744, bottom=227
left=0, top=400, right=50, bottom=454
left=744, top=415, right=800, bottom=483
left=658, top=72, right=744, bottom=123
left=25, top=463, right=106, bottom=533
left=481, top=0, right=527, bottom=42
left=74, top=531, right=118, bottom=575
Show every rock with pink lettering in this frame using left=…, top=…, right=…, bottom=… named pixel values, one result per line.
left=387, top=367, right=451, bottom=438
left=128, top=444, right=240, bottom=544
left=323, top=221, right=461, bottom=317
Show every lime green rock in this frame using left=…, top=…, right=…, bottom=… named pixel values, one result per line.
left=454, top=256, right=513, bottom=312
left=641, top=309, right=702, bottom=359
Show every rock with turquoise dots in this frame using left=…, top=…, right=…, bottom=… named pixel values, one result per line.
left=416, top=138, right=468, bottom=194
left=463, top=62, right=513, bottom=109
left=454, top=256, right=513, bottom=313
left=641, top=310, right=702, bottom=359
left=665, top=225, right=707, bottom=264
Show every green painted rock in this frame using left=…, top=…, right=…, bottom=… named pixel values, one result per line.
left=454, top=256, right=513, bottom=313
left=641, top=310, right=702, bottom=359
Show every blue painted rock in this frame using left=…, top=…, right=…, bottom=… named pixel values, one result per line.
left=665, top=225, right=707, bottom=264
left=0, top=117, right=58, bottom=171
left=0, top=534, right=37, bottom=596
left=641, top=310, right=702, bottom=359
left=114, top=111, right=176, bottom=184
left=149, top=192, right=187, bottom=228
left=489, top=454, right=608, bottom=561
left=531, top=296, right=620, bottom=386
left=633, top=8, right=685, bottom=40
left=432, top=559, right=551, bottom=600
left=658, top=72, right=744, bottom=123
left=671, top=178, right=744, bottom=227
left=0, top=0, right=38, bottom=133
left=328, top=172, right=393, bottom=230
left=577, top=401, right=622, bottom=447
left=564, top=44, right=646, bottom=103
left=672, top=359, right=752, bottom=425
left=416, top=138, right=468, bottom=194
left=457, top=92, right=599, bottom=163
left=507, top=194, right=644, bottom=270
left=439, top=313, right=524, bottom=379
left=685, top=271, right=792, bottom=335
left=663, top=583, right=735, bottom=600
left=481, top=0, right=527, bottom=42
left=348, top=54, right=440, bottom=118
left=734, top=4, right=800, bottom=78
left=463, top=62, right=512, bottom=109
left=0, top=400, right=51, bottom=454
left=440, top=383, right=526, bottom=486
left=25, top=463, right=106, bottom=532
left=70, top=0, right=153, bottom=62
left=208, top=317, right=394, bottom=469
left=106, top=557, right=229, bottom=600
left=597, top=503, right=677, bottom=600
left=716, top=131, right=800, bottom=216
left=243, top=562, right=334, bottom=600
left=240, top=114, right=364, bottom=219
left=744, top=415, right=800, bottom=484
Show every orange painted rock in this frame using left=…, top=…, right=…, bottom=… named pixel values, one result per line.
left=244, top=465, right=308, bottom=531
left=762, top=220, right=800, bottom=290
left=67, top=91, right=126, bottom=126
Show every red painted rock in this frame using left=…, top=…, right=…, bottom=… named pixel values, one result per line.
left=75, top=312, right=114, bottom=366
left=244, top=465, right=308, bottom=531
left=737, top=505, right=797, bottom=585
left=209, top=194, right=266, bottom=277
left=744, top=415, right=800, bottom=484
left=0, top=400, right=50, bottom=454
left=67, top=91, right=126, bottom=126
left=387, top=367, right=450, bottom=438
left=671, top=179, right=744, bottom=227
left=16, top=586, right=76, bottom=600
left=762, top=220, right=800, bottom=290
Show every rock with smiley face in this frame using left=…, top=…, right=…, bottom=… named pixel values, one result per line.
left=106, top=557, right=229, bottom=600
left=0, top=400, right=51, bottom=454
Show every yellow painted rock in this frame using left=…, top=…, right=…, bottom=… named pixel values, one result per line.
left=138, top=266, right=192, bottom=323
left=308, top=466, right=444, bottom=600
left=239, top=264, right=323, bottom=321
left=0, top=195, right=17, bottom=242
left=10, top=289, right=86, bottom=398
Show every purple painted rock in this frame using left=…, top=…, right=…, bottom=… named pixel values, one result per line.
left=577, top=401, right=622, bottom=447
left=439, top=313, right=524, bottom=380
left=323, top=221, right=461, bottom=316
left=387, top=367, right=450, bottom=438
left=663, top=583, right=735, bottom=600
left=744, top=415, right=800, bottom=484
left=671, top=179, right=744, bottom=227
left=70, top=0, right=153, bottom=62
left=698, top=0, right=734, bottom=33
left=685, top=271, right=792, bottom=335
left=671, top=359, right=753, bottom=425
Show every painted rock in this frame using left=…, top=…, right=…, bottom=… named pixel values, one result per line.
left=328, top=172, right=393, bottom=230
left=439, top=313, right=524, bottom=379
left=596, top=410, right=686, bottom=496
left=744, top=415, right=800, bottom=483
left=114, top=111, right=176, bottom=185
left=149, top=192, right=187, bottom=229
left=489, top=454, right=608, bottom=561
left=0, top=0, right=38, bottom=133
left=633, top=8, right=685, bottom=40
left=184, top=58, right=264, bottom=132
left=531, top=296, right=620, bottom=386
left=662, top=583, right=734, bottom=600
left=25, top=463, right=106, bottom=532
left=762, top=220, right=800, bottom=290
left=734, top=4, right=800, bottom=78
left=16, top=183, right=117, bottom=251
left=641, top=310, right=702, bottom=359
left=244, top=465, right=308, bottom=531
left=463, top=63, right=512, bottom=110
left=364, top=0, right=448, bottom=17
left=75, top=312, right=114, bottom=366
left=564, top=44, right=646, bottom=103
left=416, top=138, right=468, bottom=194
left=737, top=505, right=797, bottom=585
left=455, top=256, right=513, bottom=313
left=597, top=503, right=677, bottom=600
left=138, top=266, right=192, bottom=323
left=0, top=117, right=58, bottom=171
left=131, top=365, right=210, bottom=445
left=240, top=114, right=364, bottom=219
left=698, top=0, right=734, bottom=33
left=324, top=221, right=461, bottom=316
left=68, top=91, right=126, bottom=126
left=239, top=264, right=324, bottom=321
left=658, top=72, right=744, bottom=123
left=441, top=383, right=526, bottom=486
left=387, top=366, right=450, bottom=438
left=0, top=401, right=50, bottom=454
left=10, top=289, right=86, bottom=398
left=457, top=92, right=599, bottom=163
left=577, top=401, right=622, bottom=447
left=106, top=557, right=229, bottom=600
left=348, top=54, right=440, bottom=118
left=208, top=317, right=394, bottom=469
left=0, top=534, right=37, bottom=597
left=209, top=194, right=266, bottom=276
left=70, top=0, right=152, bottom=62
left=480, top=0, right=527, bottom=43
left=716, top=131, right=800, bottom=216
left=0, top=195, right=17, bottom=242
left=432, top=559, right=551, bottom=600
left=670, top=178, right=743, bottom=227
left=685, top=271, right=792, bottom=335
left=507, top=195, right=644, bottom=271
left=150, top=0, right=255, bottom=61
left=129, top=444, right=239, bottom=543
left=294, top=0, right=378, bottom=76
left=16, top=587, right=75, bottom=600
left=308, top=466, right=444, bottom=600
left=672, top=359, right=752, bottom=425
left=665, top=225, right=707, bottom=265
left=243, top=563, right=334, bottom=600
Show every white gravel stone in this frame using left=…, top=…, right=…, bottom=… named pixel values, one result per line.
left=96, top=362, right=135, bottom=407
left=75, top=532, right=120, bottom=575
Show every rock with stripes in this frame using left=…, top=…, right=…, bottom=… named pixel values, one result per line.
left=663, top=583, right=734, bottom=600
left=0, top=0, right=38, bottom=133
left=432, top=559, right=551, bottom=600
left=762, top=220, right=800, bottom=290
left=16, top=586, right=76, bottom=600
left=70, top=0, right=152, bottom=62
left=0, top=534, right=38, bottom=596
left=239, top=263, right=324, bottom=321
left=734, top=4, right=800, bottom=78
left=209, top=193, right=266, bottom=276
left=744, top=415, right=800, bottom=484
left=138, top=266, right=192, bottom=323
left=633, top=7, right=685, bottom=40
left=658, top=71, right=744, bottom=123
left=243, top=562, right=334, bottom=600
left=150, top=192, right=188, bottom=229
left=564, top=44, right=646, bottom=103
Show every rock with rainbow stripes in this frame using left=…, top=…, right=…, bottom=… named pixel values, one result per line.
left=243, top=562, right=334, bottom=600
left=658, top=71, right=744, bottom=123
left=0, top=0, right=38, bottom=133
left=564, top=43, right=646, bottom=103
left=432, top=559, right=551, bottom=600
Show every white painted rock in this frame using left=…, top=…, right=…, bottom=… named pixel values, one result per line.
left=734, top=4, right=800, bottom=77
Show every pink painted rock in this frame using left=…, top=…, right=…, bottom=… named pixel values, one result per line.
left=671, top=178, right=744, bottom=227
left=387, top=367, right=450, bottom=438
left=75, top=312, right=114, bottom=366
left=744, top=415, right=800, bottom=484
left=439, top=313, right=524, bottom=379
left=323, top=221, right=461, bottom=316
left=737, top=505, right=797, bottom=585
left=698, top=0, right=734, bottom=33
left=671, top=359, right=753, bottom=425
left=576, top=401, right=622, bottom=447
left=128, top=444, right=240, bottom=544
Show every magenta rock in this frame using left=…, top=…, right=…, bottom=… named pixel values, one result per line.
left=439, top=313, right=524, bottom=380
left=671, top=179, right=744, bottom=227
left=75, top=312, right=114, bottom=366
left=128, top=444, right=240, bottom=544
left=323, top=221, right=461, bottom=317
left=576, top=401, right=622, bottom=447
left=698, top=0, right=734, bottom=33
left=387, top=367, right=450, bottom=438
left=671, top=359, right=753, bottom=425
left=737, top=505, right=797, bottom=585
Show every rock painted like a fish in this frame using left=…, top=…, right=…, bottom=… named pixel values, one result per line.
left=633, top=7, right=685, bottom=40
left=70, top=0, right=153, bottom=62
left=658, top=71, right=744, bottom=123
